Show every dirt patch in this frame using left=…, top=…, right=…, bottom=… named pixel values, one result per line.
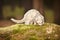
left=0, top=20, right=15, bottom=27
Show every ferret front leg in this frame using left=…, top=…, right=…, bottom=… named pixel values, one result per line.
left=30, top=21, right=33, bottom=25
left=34, top=21, right=37, bottom=25
left=25, top=21, right=30, bottom=25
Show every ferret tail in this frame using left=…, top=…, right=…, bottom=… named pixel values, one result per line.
left=11, top=18, right=24, bottom=23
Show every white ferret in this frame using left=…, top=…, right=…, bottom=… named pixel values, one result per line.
left=11, top=9, right=44, bottom=25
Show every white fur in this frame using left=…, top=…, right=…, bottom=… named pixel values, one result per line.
left=11, top=9, right=44, bottom=25
left=34, top=15, right=44, bottom=25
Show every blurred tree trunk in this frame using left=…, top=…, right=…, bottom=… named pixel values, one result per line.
left=22, top=0, right=32, bottom=12
left=33, top=0, right=44, bottom=16
left=54, top=0, right=60, bottom=25
left=11, top=0, right=15, bottom=11
left=0, top=0, right=3, bottom=19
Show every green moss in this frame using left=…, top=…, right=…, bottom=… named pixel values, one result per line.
left=0, top=23, right=60, bottom=40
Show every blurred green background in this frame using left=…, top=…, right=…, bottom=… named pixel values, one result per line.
left=0, top=0, right=60, bottom=26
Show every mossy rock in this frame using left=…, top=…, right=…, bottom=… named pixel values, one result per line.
left=0, top=23, right=60, bottom=40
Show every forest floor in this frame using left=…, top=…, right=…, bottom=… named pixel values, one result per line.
left=0, top=20, right=15, bottom=27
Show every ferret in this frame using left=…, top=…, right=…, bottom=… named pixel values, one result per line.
left=11, top=9, right=44, bottom=25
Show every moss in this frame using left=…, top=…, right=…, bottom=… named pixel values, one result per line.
left=0, top=23, right=60, bottom=40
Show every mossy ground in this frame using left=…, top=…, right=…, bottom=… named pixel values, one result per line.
left=0, top=23, right=60, bottom=40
